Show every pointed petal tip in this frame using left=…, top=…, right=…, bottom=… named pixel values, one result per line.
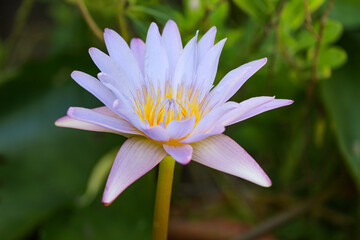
left=258, top=172, right=272, bottom=187
left=70, top=70, right=80, bottom=79
left=102, top=189, right=116, bottom=206
left=88, top=47, right=96, bottom=54
left=131, top=38, right=142, bottom=44
left=209, top=26, right=217, bottom=32
left=165, top=19, right=177, bottom=26
left=149, top=22, right=158, bottom=30
left=264, top=179, right=272, bottom=187
left=54, top=116, right=64, bottom=127
left=179, top=156, right=191, bottom=165
left=102, top=202, right=112, bottom=207
left=66, top=107, right=75, bottom=117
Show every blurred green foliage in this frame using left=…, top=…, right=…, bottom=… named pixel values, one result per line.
left=0, top=0, right=359, bottom=239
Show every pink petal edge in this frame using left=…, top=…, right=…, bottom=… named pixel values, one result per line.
left=192, top=134, right=272, bottom=187
left=102, top=137, right=167, bottom=205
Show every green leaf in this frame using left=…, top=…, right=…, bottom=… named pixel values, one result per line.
left=208, top=1, right=229, bottom=26
left=308, top=0, right=325, bottom=11
left=318, top=46, right=347, bottom=69
left=321, top=35, right=360, bottom=190
left=232, top=0, right=275, bottom=23
left=129, top=5, right=177, bottom=24
left=76, top=148, right=118, bottom=207
left=330, top=0, right=360, bottom=30
left=296, top=19, right=343, bottom=52
left=280, top=0, right=305, bottom=30
left=321, top=19, right=343, bottom=45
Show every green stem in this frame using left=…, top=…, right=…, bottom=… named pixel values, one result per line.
left=152, top=156, right=175, bottom=240
left=76, top=0, right=103, bottom=41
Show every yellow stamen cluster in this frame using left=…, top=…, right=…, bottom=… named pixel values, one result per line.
left=133, top=84, right=203, bottom=127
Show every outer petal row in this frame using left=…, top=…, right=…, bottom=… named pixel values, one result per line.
left=206, top=58, right=268, bottom=109
left=192, top=134, right=272, bottom=187
left=102, top=137, right=167, bottom=205
left=55, top=106, right=143, bottom=137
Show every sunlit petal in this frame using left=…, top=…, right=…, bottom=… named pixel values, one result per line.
left=192, top=134, right=272, bottom=187
left=163, top=144, right=192, bottom=165
left=102, top=137, right=166, bottom=205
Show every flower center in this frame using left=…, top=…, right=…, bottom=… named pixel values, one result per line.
left=133, top=84, right=203, bottom=127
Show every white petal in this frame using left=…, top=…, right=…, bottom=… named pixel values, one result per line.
left=67, top=107, right=142, bottom=135
left=102, top=137, right=167, bottom=205
left=192, top=134, right=272, bottom=187
left=171, top=33, right=198, bottom=94
left=220, top=96, right=275, bottom=126
left=207, top=58, right=267, bottom=109
left=166, top=116, right=195, bottom=140
left=231, top=99, right=293, bottom=124
left=145, top=23, right=169, bottom=91
left=104, top=28, right=143, bottom=87
left=162, top=20, right=182, bottom=77
left=112, top=99, right=146, bottom=131
left=195, top=38, right=226, bottom=100
left=88, top=48, right=134, bottom=95
left=130, top=38, right=145, bottom=76
left=197, top=26, right=217, bottom=65
left=222, top=98, right=293, bottom=126
left=97, top=72, right=130, bottom=99
left=163, top=144, right=193, bottom=165
left=179, top=125, right=225, bottom=143
left=56, top=106, right=122, bottom=134
left=143, top=125, right=170, bottom=142
left=70, top=71, right=116, bottom=109
left=190, top=102, right=236, bottom=136
left=55, top=116, right=118, bottom=134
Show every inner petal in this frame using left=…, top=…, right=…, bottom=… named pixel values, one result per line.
left=133, top=84, right=205, bottom=128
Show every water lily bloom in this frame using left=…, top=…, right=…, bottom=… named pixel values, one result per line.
left=55, top=20, right=293, bottom=205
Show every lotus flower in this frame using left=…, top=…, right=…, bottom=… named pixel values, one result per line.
left=55, top=20, right=293, bottom=205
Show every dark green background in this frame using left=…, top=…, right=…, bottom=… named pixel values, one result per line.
left=1, top=0, right=359, bottom=239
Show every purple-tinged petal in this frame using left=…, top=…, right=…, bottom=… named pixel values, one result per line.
left=171, top=32, right=198, bottom=94
left=230, top=99, right=293, bottom=124
left=88, top=48, right=134, bottom=92
left=92, top=106, right=119, bottom=117
left=190, top=102, right=236, bottom=136
left=166, top=116, right=195, bottom=140
left=162, top=20, right=182, bottom=76
left=179, top=125, right=225, bottom=143
left=220, top=96, right=275, bottom=126
left=207, top=58, right=267, bottom=109
left=143, top=125, right=170, bottom=142
left=70, top=71, right=116, bottom=109
left=197, top=26, right=216, bottom=65
left=163, top=144, right=193, bottom=165
left=192, top=134, right=272, bottom=187
left=145, top=23, right=169, bottom=91
left=195, top=38, right=227, bottom=100
left=55, top=116, right=119, bottom=134
left=56, top=106, right=123, bottom=134
left=102, top=137, right=167, bottom=205
left=67, top=107, right=142, bottom=135
left=104, top=28, right=143, bottom=87
left=97, top=72, right=131, bottom=99
left=130, top=38, right=145, bottom=76
left=112, top=99, right=146, bottom=131
left=220, top=97, right=293, bottom=126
